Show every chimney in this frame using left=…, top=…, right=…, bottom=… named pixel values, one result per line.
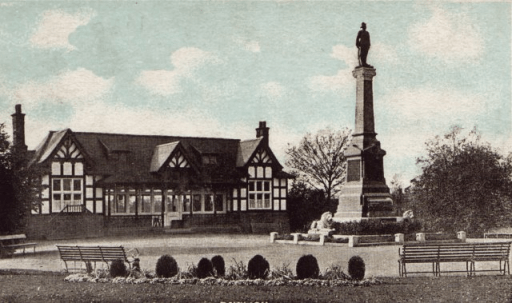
left=11, top=104, right=27, bottom=153
left=256, top=121, right=269, bottom=144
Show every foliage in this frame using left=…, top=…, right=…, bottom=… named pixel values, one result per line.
left=286, top=127, right=351, bottom=201
left=287, top=181, right=338, bottom=232
left=0, top=123, right=42, bottom=234
left=247, top=255, right=270, bottom=279
left=412, top=126, right=512, bottom=236
left=197, top=258, right=214, bottom=278
left=390, top=174, right=408, bottom=215
left=296, top=255, right=320, bottom=279
left=269, top=262, right=293, bottom=280
left=348, top=256, right=365, bottom=281
left=155, top=255, right=178, bottom=278
left=211, top=255, right=225, bottom=277
left=332, top=219, right=422, bottom=235
left=322, top=264, right=350, bottom=280
left=226, top=258, right=248, bottom=280
left=109, top=259, right=127, bottom=278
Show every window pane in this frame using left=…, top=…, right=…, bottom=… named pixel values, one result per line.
left=53, top=194, right=61, bottom=201
left=128, top=195, right=136, bottom=213
left=193, top=195, right=201, bottom=212
left=141, top=195, right=151, bottom=213
left=183, top=195, right=191, bottom=212
left=73, top=179, right=81, bottom=191
left=249, top=194, right=255, bottom=209
left=257, top=193, right=262, bottom=208
left=73, top=194, right=81, bottom=202
left=248, top=182, right=255, bottom=191
left=264, top=181, right=270, bottom=191
left=63, top=179, right=71, bottom=191
left=53, top=179, right=61, bottom=191
left=154, top=195, right=162, bottom=213
left=264, top=194, right=270, bottom=208
left=116, top=195, right=126, bottom=213
left=205, top=195, right=213, bottom=211
left=64, top=194, right=71, bottom=201
left=215, top=195, right=223, bottom=211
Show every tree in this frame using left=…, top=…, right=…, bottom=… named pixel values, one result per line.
left=412, top=126, right=512, bottom=236
left=390, top=174, right=407, bottom=215
left=285, top=128, right=351, bottom=201
left=287, top=181, right=337, bottom=232
left=0, top=123, right=41, bottom=234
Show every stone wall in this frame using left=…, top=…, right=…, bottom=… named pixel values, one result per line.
left=181, top=212, right=290, bottom=234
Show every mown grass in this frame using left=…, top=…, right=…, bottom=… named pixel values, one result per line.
left=1, top=271, right=512, bottom=302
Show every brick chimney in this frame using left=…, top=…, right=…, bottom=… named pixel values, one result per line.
left=11, top=104, right=27, bottom=153
left=256, top=121, right=269, bottom=144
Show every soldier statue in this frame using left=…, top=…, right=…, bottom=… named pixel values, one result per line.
left=356, top=22, right=373, bottom=68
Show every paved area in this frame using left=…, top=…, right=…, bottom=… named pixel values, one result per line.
left=0, top=234, right=506, bottom=277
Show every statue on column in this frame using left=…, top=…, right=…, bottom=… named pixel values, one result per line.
left=356, top=22, right=373, bottom=68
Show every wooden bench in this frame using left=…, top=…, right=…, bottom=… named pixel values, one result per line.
left=56, top=245, right=133, bottom=272
left=398, top=242, right=511, bottom=277
left=0, top=234, right=37, bottom=257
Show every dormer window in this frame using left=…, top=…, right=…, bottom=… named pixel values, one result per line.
left=202, top=155, right=217, bottom=165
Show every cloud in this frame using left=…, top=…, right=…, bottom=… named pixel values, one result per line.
left=408, top=7, right=483, bottom=63
left=330, top=44, right=359, bottom=68
left=309, top=69, right=353, bottom=93
left=233, top=37, right=261, bottom=53
left=261, top=82, right=286, bottom=101
left=136, top=47, right=220, bottom=96
left=30, top=9, right=95, bottom=51
left=11, top=68, right=113, bottom=105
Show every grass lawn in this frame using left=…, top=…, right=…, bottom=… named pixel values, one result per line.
left=1, top=271, right=512, bottom=302
left=1, top=234, right=512, bottom=302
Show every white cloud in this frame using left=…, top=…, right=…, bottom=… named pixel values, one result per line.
left=408, top=7, right=483, bottom=63
left=331, top=44, right=359, bottom=68
left=11, top=68, right=113, bottom=105
left=261, top=82, right=285, bottom=101
left=30, top=9, right=95, bottom=51
left=233, top=37, right=261, bottom=53
left=309, top=69, right=353, bottom=92
left=370, top=42, right=399, bottom=65
left=136, top=47, right=220, bottom=96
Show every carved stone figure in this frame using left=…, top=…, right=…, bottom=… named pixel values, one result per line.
left=356, top=22, right=372, bottom=68
left=308, top=212, right=335, bottom=235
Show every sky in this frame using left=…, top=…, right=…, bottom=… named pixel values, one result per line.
left=0, top=1, right=510, bottom=187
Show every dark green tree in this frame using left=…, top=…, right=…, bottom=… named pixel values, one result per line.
left=0, top=123, right=41, bottom=234
left=287, top=180, right=338, bottom=232
left=285, top=127, right=351, bottom=201
left=412, top=126, right=512, bottom=236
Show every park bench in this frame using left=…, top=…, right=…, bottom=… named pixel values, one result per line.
left=398, top=242, right=511, bottom=277
left=56, top=245, right=135, bottom=272
left=0, top=234, right=37, bottom=257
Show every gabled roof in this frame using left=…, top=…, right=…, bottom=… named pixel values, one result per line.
left=30, top=128, right=291, bottom=185
left=236, top=138, right=262, bottom=167
left=150, top=141, right=180, bottom=173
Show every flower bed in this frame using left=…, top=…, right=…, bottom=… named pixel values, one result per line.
left=64, top=273, right=382, bottom=287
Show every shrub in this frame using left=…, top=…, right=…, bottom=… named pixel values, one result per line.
left=322, top=264, right=350, bottom=280
left=155, top=254, right=178, bottom=278
left=110, top=259, right=127, bottom=278
left=226, top=258, right=247, bottom=280
left=332, top=219, right=422, bottom=235
left=296, top=254, right=320, bottom=279
left=348, top=256, right=365, bottom=280
left=211, top=255, right=225, bottom=277
left=270, top=262, right=293, bottom=280
left=197, top=257, right=214, bottom=278
left=247, top=255, right=269, bottom=279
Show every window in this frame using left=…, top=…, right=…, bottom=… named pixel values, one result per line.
left=141, top=195, right=151, bottom=213
left=154, top=192, right=162, bottom=213
left=204, top=195, right=213, bottom=212
left=215, top=195, right=223, bottom=212
left=193, top=194, right=202, bottom=212
left=166, top=195, right=178, bottom=212
left=183, top=195, right=191, bottom=212
left=51, top=178, right=82, bottom=212
left=202, top=155, right=217, bottom=165
left=115, top=195, right=126, bottom=213
left=128, top=194, right=137, bottom=213
left=248, top=180, right=271, bottom=209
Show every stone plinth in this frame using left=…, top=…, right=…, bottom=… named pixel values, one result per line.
left=334, top=67, right=394, bottom=222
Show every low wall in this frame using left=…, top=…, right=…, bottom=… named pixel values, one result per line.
left=26, top=213, right=104, bottom=240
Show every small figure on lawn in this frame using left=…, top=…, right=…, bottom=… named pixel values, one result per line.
left=308, top=212, right=335, bottom=236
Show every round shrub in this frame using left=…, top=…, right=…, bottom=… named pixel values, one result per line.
left=247, top=254, right=270, bottom=279
left=296, top=254, right=320, bottom=279
left=109, top=259, right=127, bottom=278
left=348, top=255, right=365, bottom=280
left=211, top=255, right=225, bottom=276
left=197, top=257, right=214, bottom=278
left=155, top=254, right=178, bottom=278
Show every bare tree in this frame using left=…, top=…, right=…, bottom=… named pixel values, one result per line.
left=285, top=127, right=351, bottom=201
